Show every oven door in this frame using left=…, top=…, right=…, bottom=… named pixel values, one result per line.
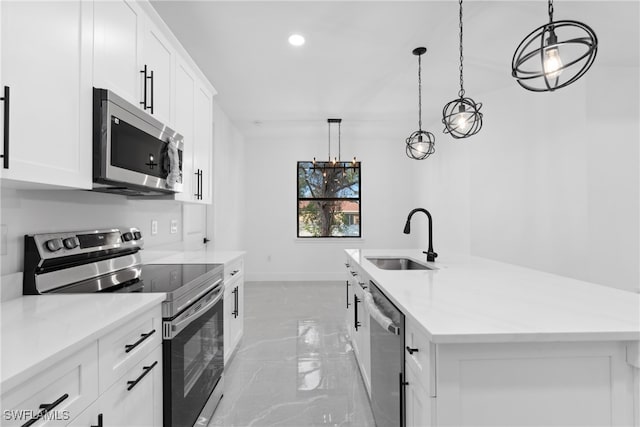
left=163, top=284, right=224, bottom=427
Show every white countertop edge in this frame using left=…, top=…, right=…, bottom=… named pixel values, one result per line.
left=0, top=294, right=166, bottom=392
left=142, top=249, right=245, bottom=265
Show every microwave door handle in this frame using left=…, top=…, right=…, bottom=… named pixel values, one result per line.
left=167, top=288, right=223, bottom=338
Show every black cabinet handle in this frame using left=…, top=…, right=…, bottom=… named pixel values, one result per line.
left=140, top=65, right=148, bottom=109
left=203, top=237, right=210, bottom=244
left=406, top=346, right=419, bottom=355
left=198, top=169, right=203, bottom=200
left=149, top=69, right=154, bottom=114
left=350, top=271, right=357, bottom=277
left=21, top=393, right=69, bottom=427
left=345, top=280, right=351, bottom=308
left=125, top=329, right=156, bottom=353
left=399, top=373, right=409, bottom=427
left=359, top=282, right=367, bottom=289
left=345, top=263, right=350, bottom=268
left=232, top=286, right=238, bottom=318
left=354, top=294, right=361, bottom=331
left=194, top=169, right=201, bottom=199
left=1, top=86, right=9, bottom=169
left=91, top=413, right=104, bottom=427
left=127, top=361, right=158, bottom=391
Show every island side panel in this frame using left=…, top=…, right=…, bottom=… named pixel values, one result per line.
left=434, top=341, right=635, bottom=427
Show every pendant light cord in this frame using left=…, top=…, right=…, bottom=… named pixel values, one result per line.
left=417, top=53, right=423, bottom=132
left=458, top=0, right=465, bottom=98
left=548, top=0, right=554, bottom=22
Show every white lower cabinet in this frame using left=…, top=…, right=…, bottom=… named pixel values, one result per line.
left=223, top=256, right=245, bottom=364
left=1, top=343, right=98, bottom=426
left=404, top=317, right=638, bottom=427
left=344, top=259, right=371, bottom=395
left=1, top=305, right=163, bottom=427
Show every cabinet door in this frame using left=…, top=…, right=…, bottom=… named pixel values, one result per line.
left=174, top=60, right=196, bottom=203
left=0, top=0, right=92, bottom=189
left=405, top=363, right=433, bottom=427
left=99, top=344, right=163, bottom=427
left=93, top=0, right=143, bottom=107
left=194, top=84, right=213, bottom=204
left=141, top=21, right=173, bottom=125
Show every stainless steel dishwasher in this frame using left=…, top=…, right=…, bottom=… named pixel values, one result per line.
left=367, top=280, right=406, bottom=427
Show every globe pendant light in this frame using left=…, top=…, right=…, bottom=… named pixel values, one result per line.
left=442, top=0, right=483, bottom=139
left=512, top=0, right=598, bottom=92
left=405, top=47, right=435, bottom=160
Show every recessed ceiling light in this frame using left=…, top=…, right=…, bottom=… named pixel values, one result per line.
left=288, top=34, right=305, bottom=47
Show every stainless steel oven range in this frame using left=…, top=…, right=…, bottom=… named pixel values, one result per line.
left=23, top=227, right=225, bottom=427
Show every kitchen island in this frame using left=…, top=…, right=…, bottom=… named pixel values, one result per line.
left=345, top=249, right=640, bottom=427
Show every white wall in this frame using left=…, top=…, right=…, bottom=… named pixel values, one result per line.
left=243, top=125, right=423, bottom=281
left=208, top=100, right=246, bottom=251
left=419, top=64, right=639, bottom=293
left=0, top=188, right=183, bottom=277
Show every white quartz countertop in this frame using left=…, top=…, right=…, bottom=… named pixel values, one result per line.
left=346, top=249, right=640, bottom=344
left=0, top=293, right=165, bottom=392
left=142, top=248, right=245, bottom=265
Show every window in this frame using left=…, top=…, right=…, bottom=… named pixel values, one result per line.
left=297, top=161, right=361, bottom=238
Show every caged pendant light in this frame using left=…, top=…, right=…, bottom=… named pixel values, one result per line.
left=405, top=47, right=436, bottom=160
left=442, top=0, right=483, bottom=139
left=512, top=0, right=598, bottom=92
left=312, top=118, right=357, bottom=178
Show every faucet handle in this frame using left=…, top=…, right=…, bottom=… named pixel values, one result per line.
left=422, top=251, right=438, bottom=262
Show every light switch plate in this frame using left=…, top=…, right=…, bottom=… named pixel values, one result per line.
left=170, top=220, right=178, bottom=234
left=151, top=220, right=158, bottom=235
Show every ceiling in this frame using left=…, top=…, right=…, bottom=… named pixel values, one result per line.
left=150, top=1, right=639, bottom=141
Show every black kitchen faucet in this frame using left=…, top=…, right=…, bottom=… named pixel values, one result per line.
left=403, top=208, right=438, bottom=262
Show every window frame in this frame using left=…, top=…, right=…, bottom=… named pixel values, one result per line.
left=296, top=160, right=362, bottom=239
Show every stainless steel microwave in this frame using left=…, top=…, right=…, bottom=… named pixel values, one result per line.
left=92, top=88, right=184, bottom=196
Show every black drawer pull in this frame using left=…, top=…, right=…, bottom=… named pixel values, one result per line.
left=406, top=346, right=419, bottom=355
left=1, top=86, right=9, bottom=169
left=21, top=393, right=69, bottom=427
left=140, top=65, right=148, bottom=109
left=149, top=69, right=154, bottom=114
left=91, top=413, right=104, bottom=427
left=125, top=329, right=156, bottom=353
left=127, top=361, right=158, bottom=391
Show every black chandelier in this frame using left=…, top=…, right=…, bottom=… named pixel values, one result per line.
left=512, top=0, right=598, bottom=92
left=442, top=0, right=483, bottom=139
left=405, top=47, right=435, bottom=160
left=312, top=118, right=357, bottom=176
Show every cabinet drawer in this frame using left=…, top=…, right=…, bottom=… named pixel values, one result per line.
left=224, top=258, right=243, bottom=282
left=98, top=306, right=162, bottom=393
left=1, top=342, right=98, bottom=426
left=405, top=318, right=435, bottom=397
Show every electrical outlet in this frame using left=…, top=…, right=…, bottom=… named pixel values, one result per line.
left=170, top=220, right=178, bottom=234
left=151, top=220, right=158, bottom=235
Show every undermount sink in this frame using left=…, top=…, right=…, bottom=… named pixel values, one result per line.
left=366, top=257, right=434, bottom=271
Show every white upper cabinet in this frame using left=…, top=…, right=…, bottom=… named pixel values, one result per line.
left=140, top=20, right=174, bottom=126
left=93, top=0, right=143, bottom=108
left=174, top=59, right=196, bottom=202
left=194, top=84, right=213, bottom=204
left=0, top=0, right=93, bottom=189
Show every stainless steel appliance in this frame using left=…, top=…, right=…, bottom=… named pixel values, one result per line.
left=23, top=228, right=224, bottom=427
left=93, top=88, right=184, bottom=197
left=367, top=281, right=406, bottom=427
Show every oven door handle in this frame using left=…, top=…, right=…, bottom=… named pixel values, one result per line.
left=165, top=284, right=223, bottom=339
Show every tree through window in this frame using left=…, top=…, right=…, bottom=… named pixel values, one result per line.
left=297, top=161, right=361, bottom=238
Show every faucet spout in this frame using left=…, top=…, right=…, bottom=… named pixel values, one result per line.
left=403, top=208, right=438, bottom=262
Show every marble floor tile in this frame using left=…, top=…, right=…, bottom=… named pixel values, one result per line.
left=209, top=281, right=375, bottom=427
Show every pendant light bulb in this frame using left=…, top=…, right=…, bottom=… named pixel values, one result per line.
left=543, top=45, right=563, bottom=79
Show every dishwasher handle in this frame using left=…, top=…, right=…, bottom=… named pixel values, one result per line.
left=364, top=291, right=400, bottom=335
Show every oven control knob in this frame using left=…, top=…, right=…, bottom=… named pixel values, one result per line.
left=133, top=231, right=142, bottom=240
left=122, top=232, right=133, bottom=242
left=45, top=238, right=63, bottom=252
left=63, top=237, right=79, bottom=250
